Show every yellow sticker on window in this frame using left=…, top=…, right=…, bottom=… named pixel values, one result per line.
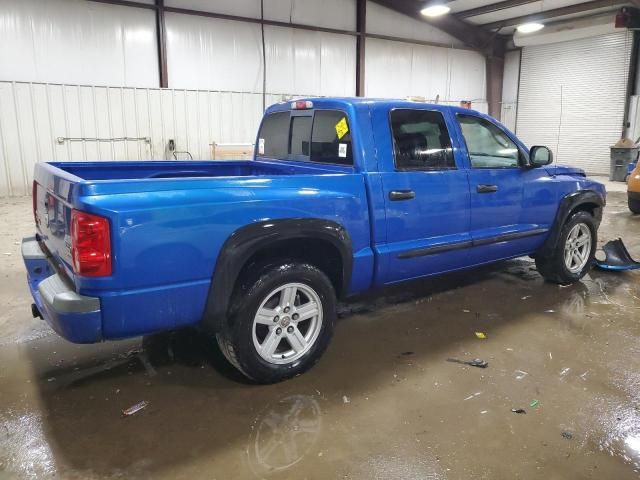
left=335, top=117, right=349, bottom=140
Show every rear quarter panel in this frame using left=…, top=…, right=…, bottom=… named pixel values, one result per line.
left=77, top=173, right=373, bottom=338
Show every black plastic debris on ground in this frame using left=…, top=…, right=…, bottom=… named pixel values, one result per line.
left=511, top=408, right=526, bottom=414
left=561, top=431, right=574, bottom=440
left=447, top=358, right=488, bottom=368
left=595, top=238, right=640, bottom=271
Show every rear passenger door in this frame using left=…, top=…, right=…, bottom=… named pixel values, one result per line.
left=374, top=107, right=472, bottom=284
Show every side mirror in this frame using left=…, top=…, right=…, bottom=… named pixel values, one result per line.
left=530, top=146, right=553, bottom=167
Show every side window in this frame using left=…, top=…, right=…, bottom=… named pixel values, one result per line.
left=457, top=114, right=520, bottom=168
left=310, top=110, right=353, bottom=165
left=390, top=109, right=454, bottom=170
left=289, top=116, right=312, bottom=157
left=256, top=111, right=289, bottom=158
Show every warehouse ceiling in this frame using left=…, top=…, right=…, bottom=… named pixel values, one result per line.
left=373, top=0, right=633, bottom=48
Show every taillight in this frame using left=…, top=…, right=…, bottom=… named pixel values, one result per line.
left=32, top=181, right=38, bottom=226
left=70, top=210, right=112, bottom=277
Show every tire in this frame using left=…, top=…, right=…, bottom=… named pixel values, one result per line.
left=216, top=262, right=336, bottom=384
left=535, top=211, right=597, bottom=284
left=629, top=196, right=640, bottom=214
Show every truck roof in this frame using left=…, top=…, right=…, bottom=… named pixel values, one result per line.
left=265, top=96, right=485, bottom=117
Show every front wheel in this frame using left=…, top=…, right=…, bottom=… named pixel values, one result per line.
left=216, top=262, right=336, bottom=383
left=629, top=195, right=640, bottom=214
left=535, top=211, right=597, bottom=284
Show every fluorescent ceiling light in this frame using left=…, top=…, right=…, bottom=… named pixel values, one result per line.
left=420, top=4, right=450, bottom=17
left=516, top=22, right=545, bottom=33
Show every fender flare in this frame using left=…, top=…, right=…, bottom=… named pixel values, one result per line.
left=202, top=218, right=352, bottom=332
left=539, top=189, right=605, bottom=257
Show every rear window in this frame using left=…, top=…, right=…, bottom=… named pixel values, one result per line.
left=311, top=110, right=352, bottom=165
left=256, top=109, right=353, bottom=166
left=290, top=116, right=312, bottom=157
left=257, top=111, right=289, bottom=158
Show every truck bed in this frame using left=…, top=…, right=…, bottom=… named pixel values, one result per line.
left=52, top=159, right=343, bottom=181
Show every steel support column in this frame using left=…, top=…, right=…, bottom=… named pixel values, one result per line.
left=155, top=0, right=168, bottom=88
left=486, top=54, right=504, bottom=120
left=356, top=0, right=366, bottom=96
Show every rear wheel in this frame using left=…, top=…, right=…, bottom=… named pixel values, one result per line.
left=216, top=262, right=336, bottom=383
left=535, top=211, right=596, bottom=284
left=629, top=195, right=640, bottom=214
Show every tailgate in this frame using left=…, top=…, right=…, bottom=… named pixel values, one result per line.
left=33, top=163, right=80, bottom=282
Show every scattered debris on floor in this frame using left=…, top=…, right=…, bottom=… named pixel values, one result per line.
left=342, top=395, right=350, bottom=404
left=561, top=431, right=574, bottom=440
left=514, top=370, right=529, bottom=380
left=399, top=351, right=414, bottom=356
left=511, top=408, right=526, bottom=414
left=595, top=238, right=640, bottom=271
left=474, top=332, right=487, bottom=339
left=122, top=400, right=149, bottom=417
left=447, top=357, right=488, bottom=368
left=529, top=400, right=539, bottom=408
left=464, top=392, right=482, bottom=401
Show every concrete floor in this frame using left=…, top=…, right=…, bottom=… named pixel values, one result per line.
left=1, top=184, right=639, bottom=480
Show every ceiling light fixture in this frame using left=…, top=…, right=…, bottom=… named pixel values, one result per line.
left=516, top=22, right=545, bottom=33
left=420, top=4, right=451, bottom=17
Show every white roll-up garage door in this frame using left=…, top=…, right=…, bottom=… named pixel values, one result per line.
left=516, top=31, right=633, bottom=174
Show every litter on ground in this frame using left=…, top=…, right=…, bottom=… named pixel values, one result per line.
left=447, top=357, right=488, bottom=368
left=122, top=400, right=149, bottom=417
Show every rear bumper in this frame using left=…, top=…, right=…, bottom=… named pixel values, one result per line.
left=22, top=237, right=102, bottom=343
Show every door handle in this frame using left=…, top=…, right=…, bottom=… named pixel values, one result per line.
left=476, top=184, right=498, bottom=193
left=389, top=190, right=416, bottom=201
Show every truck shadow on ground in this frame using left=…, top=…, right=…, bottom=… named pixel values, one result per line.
left=25, top=258, right=633, bottom=478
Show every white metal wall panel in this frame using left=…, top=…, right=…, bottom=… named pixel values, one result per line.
left=0, top=81, right=287, bottom=197
left=365, top=38, right=487, bottom=108
left=165, top=0, right=356, bottom=30
left=166, top=13, right=355, bottom=96
left=0, top=0, right=158, bottom=87
left=265, top=26, right=356, bottom=96
left=500, top=50, right=521, bottom=132
left=165, top=0, right=261, bottom=18
left=265, top=0, right=356, bottom=31
left=165, top=13, right=264, bottom=92
left=366, top=1, right=463, bottom=47
left=516, top=32, right=632, bottom=174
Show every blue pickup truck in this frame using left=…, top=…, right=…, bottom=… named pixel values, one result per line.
left=23, top=98, right=606, bottom=383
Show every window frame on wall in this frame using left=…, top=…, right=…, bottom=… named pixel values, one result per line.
left=255, top=109, right=354, bottom=167
left=456, top=113, right=525, bottom=169
left=388, top=108, right=456, bottom=172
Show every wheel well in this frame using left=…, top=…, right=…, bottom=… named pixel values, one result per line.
left=236, top=238, right=344, bottom=297
left=570, top=202, right=600, bottom=218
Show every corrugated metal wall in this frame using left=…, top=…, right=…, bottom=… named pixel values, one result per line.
left=0, top=81, right=289, bottom=196
left=365, top=37, right=488, bottom=112
left=0, top=0, right=490, bottom=196
left=516, top=31, right=632, bottom=174
left=500, top=50, right=521, bottom=133
left=0, top=0, right=159, bottom=87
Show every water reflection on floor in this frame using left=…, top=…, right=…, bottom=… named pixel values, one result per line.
left=0, top=193, right=639, bottom=479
